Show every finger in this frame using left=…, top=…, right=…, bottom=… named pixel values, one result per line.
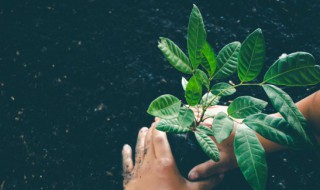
left=188, top=173, right=225, bottom=190
left=122, top=144, right=134, bottom=173
left=122, top=144, right=134, bottom=187
left=188, top=160, right=222, bottom=180
left=188, top=151, right=235, bottom=180
left=152, top=125, right=173, bottom=159
left=154, top=117, right=160, bottom=122
left=135, top=127, right=148, bottom=166
left=144, top=123, right=156, bottom=159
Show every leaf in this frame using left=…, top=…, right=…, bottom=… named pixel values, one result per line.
left=201, top=41, right=217, bottom=77
left=197, top=125, right=214, bottom=136
left=178, top=108, right=195, bottom=128
left=195, top=132, right=220, bottom=161
left=195, top=69, right=210, bottom=90
left=158, top=37, right=193, bottom=74
left=214, top=41, right=241, bottom=79
left=212, top=112, right=234, bottom=143
left=238, top=28, right=266, bottom=82
left=156, top=119, right=191, bottom=133
left=263, top=52, right=320, bottom=86
left=200, top=92, right=220, bottom=107
left=263, top=84, right=311, bottom=145
left=211, top=82, right=236, bottom=96
left=234, top=124, right=268, bottom=190
left=147, top=94, right=181, bottom=119
left=228, top=96, right=267, bottom=119
left=181, top=77, right=188, bottom=91
left=185, top=75, right=202, bottom=106
left=244, top=113, right=302, bottom=147
left=188, top=4, right=207, bottom=69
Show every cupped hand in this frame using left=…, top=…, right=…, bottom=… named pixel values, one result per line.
left=188, top=106, right=239, bottom=181
left=122, top=123, right=224, bottom=190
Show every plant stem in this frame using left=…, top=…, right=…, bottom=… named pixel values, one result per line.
left=195, top=82, right=263, bottom=126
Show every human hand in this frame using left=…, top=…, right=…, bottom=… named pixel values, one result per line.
left=122, top=123, right=224, bottom=190
left=188, top=106, right=238, bottom=181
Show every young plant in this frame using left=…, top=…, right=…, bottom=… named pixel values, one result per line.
left=147, top=4, right=320, bottom=190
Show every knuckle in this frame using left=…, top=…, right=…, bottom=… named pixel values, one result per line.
left=158, top=157, right=174, bottom=168
left=154, top=134, right=165, bottom=144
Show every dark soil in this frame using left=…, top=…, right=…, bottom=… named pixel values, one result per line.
left=167, top=133, right=209, bottom=178
left=0, top=0, right=319, bottom=189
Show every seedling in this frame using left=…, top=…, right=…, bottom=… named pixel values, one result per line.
left=147, top=4, right=320, bottom=190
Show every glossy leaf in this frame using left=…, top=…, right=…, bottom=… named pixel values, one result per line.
left=158, top=37, right=193, bottom=74
left=195, top=132, right=220, bottom=161
left=195, top=69, right=210, bottom=90
left=201, top=41, right=217, bottom=77
left=186, top=75, right=202, bottom=106
left=156, top=119, right=191, bottom=133
left=181, top=77, right=188, bottom=91
left=244, top=113, right=301, bottom=147
left=214, top=41, right=241, bottom=79
left=188, top=4, right=207, bottom=69
left=178, top=108, right=195, bottom=128
left=211, top=82, right=236, bottom=96
left=263, top=52, right=320, bottom=86
left=228, top=96, right=267, bottom=119
left=147, top=94, right=181, bottom=119
left=238, top=29, right=266, bottom=82
left=234, top=124, right=267, bottom=190
left=263, top=84, right=311, bottom=144
left=200, top=92, right=220, bottom=107
left=212, top=112, right=234, bottom=143
left=197, top=125, right=214, bottom=136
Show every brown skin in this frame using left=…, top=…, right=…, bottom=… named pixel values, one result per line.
left=122, top=91, right=320, bottom=189
left=122, top=123, right=224, bottom=190
left=188, top=91, right=320, bottom=182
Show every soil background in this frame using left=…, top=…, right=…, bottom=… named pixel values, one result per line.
left=0, top=0, right=319, bottom=189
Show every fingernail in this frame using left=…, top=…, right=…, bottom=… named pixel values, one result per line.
left=123, top=144, right=130, bottom=150
left=140, top=127, right=148, bottom=133
left=188, top=171, right=198, bottom=180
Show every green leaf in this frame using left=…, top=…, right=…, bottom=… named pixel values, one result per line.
left=211, top=82, right=236, bottom=96
left=214, top=41, right=241, bottom=79
left=147, top=94, right=181, bottom=119
left=188, top=4, right=207, bottom=69
left=178, top=108, right=195, bottom=128
left=181, top=77, right=188, bottom=91
left=185, top=75, right=202, bottom=106
left=197, top=125, right=214, bottom=136
left=228, top=96, right=267, bottom=119
left=212, top=112, right=234, bottom=143
left=156, top=119, right=191, bottom=133
left=234, top=124, right=268, bottom=190
left=195, top=69, right=210, bottom=90
left=201, top=41, right=217, bottom=77
left=158, top=37, right=193, bottom=74
left=244, top=113, right=302, bottom=147
left=200, top=92, right=220, bottom=107
left=238, top=28, right=266, bottom=82
left=195, top=132, right=220, bottom=161
left=263, top=84, right=311, bottom=145
left=263, top=52, right=320, bottom=86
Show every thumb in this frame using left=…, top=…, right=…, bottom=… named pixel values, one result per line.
left=188, top=173, right=225, bottom=190
left=188, top=159, right=222, bottom=180
left=188, top=151, right=237, bottom=180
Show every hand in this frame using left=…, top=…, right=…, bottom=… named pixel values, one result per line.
left=188, top=105, right=287, bottom=181
left=188, top=106, right=238, bottom=181
left=122, top=123, right=224, bottom=190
